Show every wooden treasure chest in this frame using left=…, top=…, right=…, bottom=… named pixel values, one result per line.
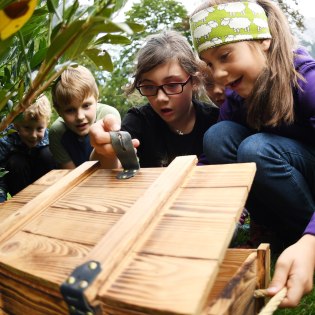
left=0, top=155, right=270, bottom=315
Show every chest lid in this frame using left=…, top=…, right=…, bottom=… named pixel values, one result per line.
left=0, top=156, right=256, bottom=315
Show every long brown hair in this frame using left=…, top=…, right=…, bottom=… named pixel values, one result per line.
left=191, top=0, right=302, bottom=129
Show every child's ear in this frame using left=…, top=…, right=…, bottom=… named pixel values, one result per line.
left=13, top=122, right=20, bottom=131
left=260, top=39, right=271, bottom=52
left=191, top=74, right=201, bottom=91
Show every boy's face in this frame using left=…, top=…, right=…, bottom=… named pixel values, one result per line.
left=205, top=76, right=226, bottom=107
left=57, top=95, right=97, bottom=137
left=15, top=117, right=48, bottom=148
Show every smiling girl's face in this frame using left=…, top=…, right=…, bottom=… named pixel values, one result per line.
left=200, top=40, right=271, bottom=99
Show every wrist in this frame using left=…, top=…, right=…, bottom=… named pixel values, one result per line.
left=298, top=234, right=315, bottom=252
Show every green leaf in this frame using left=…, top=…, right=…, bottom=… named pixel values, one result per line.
left=65, top=0, right=79, bottom=23
left=0, top=168, right=9, bottom=178
left=30, top=47, right=48, bottom=69
left=50, top=22, right=63, bottom=42
left=45, top=20, right=86, bottom=63
left=88, top=19, right=130, bottom=34
left=85, top=49, right=113, bottom=72
left=4, top=68, right=10, bottom=83
left=95, top=34, right=131, bottom=45
left=125, top=22, right=145, bottom=33
left=47, top=0, right=59, bottom=14
left=114, top=0, right=128, bottom=12
left=62, top=26, right=97, bottom=60
left=112, top=22, right=133, bottom=35
left=20, top=13, right=49, bottom=42
left=27, top=41, right=35, bottom=61
left=18, top=80, right=25, bottom=100
left=0, top=89, right=16, bottom=113
left=0, top=38, right=14, bottom=59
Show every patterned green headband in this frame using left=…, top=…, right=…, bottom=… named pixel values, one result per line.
left=190, top=2, right=272, bottom=53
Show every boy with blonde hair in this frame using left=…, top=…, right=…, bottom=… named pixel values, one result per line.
left=0, top=94, right=55, bottom=202
left=50, top=65, right=120, bottom=169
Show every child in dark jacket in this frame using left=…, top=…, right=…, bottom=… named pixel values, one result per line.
left=0, top=95, right=55, bottom=202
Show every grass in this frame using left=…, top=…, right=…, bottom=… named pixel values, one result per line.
left=233, top=222, right=315, bottom=315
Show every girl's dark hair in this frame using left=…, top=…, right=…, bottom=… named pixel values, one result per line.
left=126, top=30, right=203, bottom=97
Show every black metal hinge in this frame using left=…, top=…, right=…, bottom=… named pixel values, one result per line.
left=60, top=260, right=101, bottom=315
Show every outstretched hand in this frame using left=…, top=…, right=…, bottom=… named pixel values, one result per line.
left=267, top=234, right=315, bottom=307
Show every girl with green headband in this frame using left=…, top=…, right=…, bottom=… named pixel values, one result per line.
left=190, top=0, right=315, bottom=308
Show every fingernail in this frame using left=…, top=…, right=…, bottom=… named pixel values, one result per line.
left=267, top=287, right=279, bottom=294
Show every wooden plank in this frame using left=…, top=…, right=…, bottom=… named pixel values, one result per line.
left=255, top=244, right=270, bottom=313
left=0, top=169, right=70, bottom=222
left=0, top=231, right=91, bottom=284
left=0, top=263, right=68, bottom=315
left=207, top=249, right=255, bottom=300
left=207, top=252, right=257, bottom=315
left=95, top=161, right=255, bottom=315
left=24, top=207, right=122, bottom=245
left=52, top=186, right=146, bottom=212
left=102, top=253, right=218, bottom=315
left=140, top=215, right=235, bottom=259
left=32, top=169, right=70, bottom=186
left=81, top=168, right=163, bottom=188
left=187, top=163, right=256, bottom=190
left=84, top=155, right=198, bottom=303
left=0, top=161, right=99, bottom=244
left=168, top=187, right=248, bottom=220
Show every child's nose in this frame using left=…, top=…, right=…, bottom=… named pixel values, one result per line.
left=156, top=88, right=169, bottom=101
left=213, top=67, right=228, bottom=82
left=30, top=130, right=37, bottom=138
left=76, top=109, right=85, bottom=119
left=213, top=84, right=225, bottom=95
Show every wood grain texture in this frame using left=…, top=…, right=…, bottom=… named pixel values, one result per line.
left=0, top=169, right=70, bottom=222
left=207, top=249, right=255, bottom=300
left=0, top=263, right=68, bottom=315
left=0, top=158, right=260, bottom=315
left=84, top=156, right=198, bottom=302
left=102, top=253, right=218, bottom=315
left=187, top=163, right=256, bottom=190
left=207, top=252, right=257, bottom=315
left=0, top=231, right=91, bottom=284
left=93, top=161, right=256, bottom=314
left=0, top=161, right=99, bottom=244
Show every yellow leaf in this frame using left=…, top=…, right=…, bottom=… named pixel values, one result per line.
left=0, top=0, right=37, bottom=40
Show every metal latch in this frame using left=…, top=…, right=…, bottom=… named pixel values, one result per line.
left=109, top=131, right=140, bottom=179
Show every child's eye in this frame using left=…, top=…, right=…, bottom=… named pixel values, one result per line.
left=205, top=82, right=214, bottom=88
left=82, top=103, right=92, bottom=109
left=220, top=52, right=229, bottom=61
left=65, top=108, right=75, bottom=114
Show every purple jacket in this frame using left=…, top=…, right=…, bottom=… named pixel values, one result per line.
left=219, top=47, right=315, bottom=146
left=304, top=213, right=315, bottom=235
left=219, top=47, right=315, bottom=235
